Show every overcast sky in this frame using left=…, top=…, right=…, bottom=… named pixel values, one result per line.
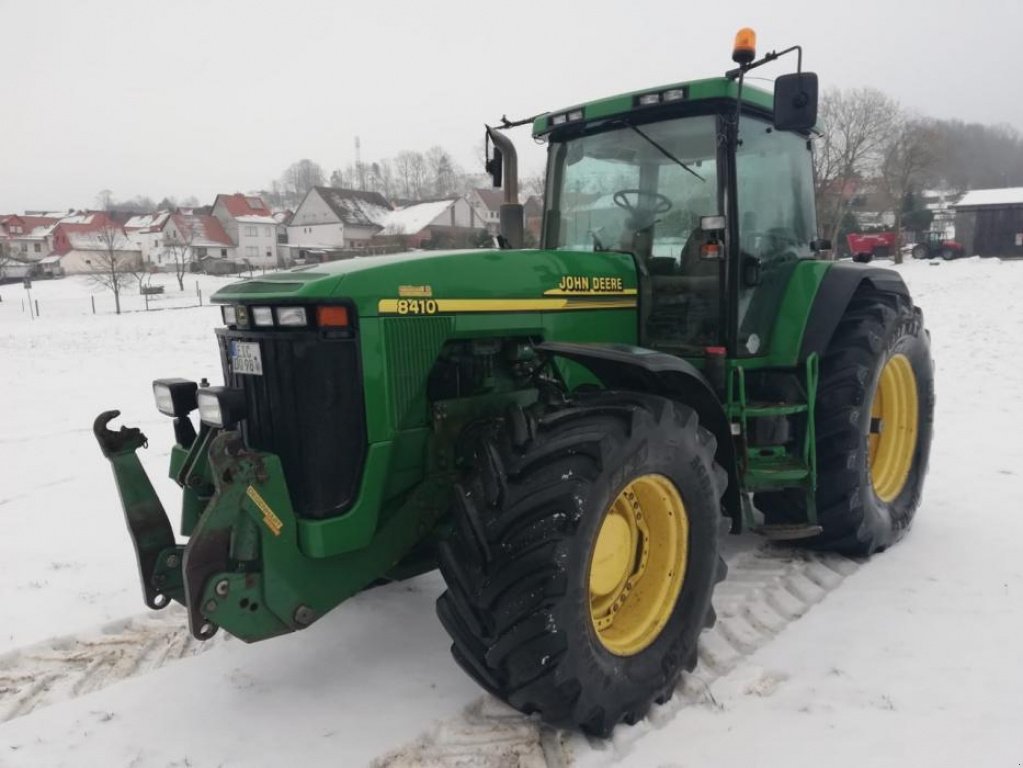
left=1, top=0, right=1019, bottom=213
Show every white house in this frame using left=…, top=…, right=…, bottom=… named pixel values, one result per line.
left=467, top=188, right=505, bottom=234
left=0, top=214, right=61, bottom=263
left=378, top=197, right=487, bottom=248
left=212, top=193, right=279, bottom=268
left=124, top=212, right=171, bottom=263
left=59, top=230, right=142, bottom=274
left=286, top=187, right=393, bottom=258
left=156, top=213, right=235, bottom=267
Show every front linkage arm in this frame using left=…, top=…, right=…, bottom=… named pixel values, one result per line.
left=94, top=411, right=179, bottom=610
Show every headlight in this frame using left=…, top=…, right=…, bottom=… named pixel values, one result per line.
left=252, top=306, right=274, bottom=327
left=221, top=305, right=237, bottom=325
left=153, top=378, right=198, bottom=417
left=196, top=387, right=247, bottom=429
left=275, top=306, right=307, bottom=327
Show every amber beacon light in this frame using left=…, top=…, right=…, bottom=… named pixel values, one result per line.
left=732, top=27, right=757, bottom=65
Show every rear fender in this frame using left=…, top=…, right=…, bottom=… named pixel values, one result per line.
left=799, top=263, right=910, bottom=360
left=535, top=342, right=741, bottom=532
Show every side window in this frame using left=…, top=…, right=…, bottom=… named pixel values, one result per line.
left=735, top=122, right=817, bottom=355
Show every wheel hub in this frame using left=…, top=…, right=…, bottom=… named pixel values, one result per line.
left=588, top=474, right=688, bottom=656
left=868, top=353, right=919, bottom=502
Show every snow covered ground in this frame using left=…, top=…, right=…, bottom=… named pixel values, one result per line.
left=1, top=259, right=1022, bottom=767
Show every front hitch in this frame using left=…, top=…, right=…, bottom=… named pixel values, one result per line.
left=94, top=411, right=179, bottom=610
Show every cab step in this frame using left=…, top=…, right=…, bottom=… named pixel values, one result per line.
left=753, top=524, right=824, bottom=541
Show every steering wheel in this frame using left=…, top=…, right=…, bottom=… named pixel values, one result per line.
left=613, top=189, right=673, bottom=217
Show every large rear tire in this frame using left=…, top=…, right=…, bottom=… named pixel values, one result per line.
left=435, top=391, right=727, bottom=736
left=757, top=289, right=935, bottom=555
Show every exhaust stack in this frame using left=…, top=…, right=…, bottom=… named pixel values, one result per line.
left=485, top=125, right=524, bottom=249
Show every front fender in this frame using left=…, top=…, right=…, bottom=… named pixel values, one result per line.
left=536, top=342, right=741, bottom=532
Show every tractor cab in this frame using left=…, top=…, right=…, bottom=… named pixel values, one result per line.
left=501, top=31, right=823, bottom=361
left=536, top=89, right=819, bottom=358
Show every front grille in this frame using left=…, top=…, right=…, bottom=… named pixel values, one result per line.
left=216, top=328, right=366, bottom=519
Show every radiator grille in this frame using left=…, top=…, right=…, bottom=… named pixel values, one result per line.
left=216, top=328, right=366, bottom=519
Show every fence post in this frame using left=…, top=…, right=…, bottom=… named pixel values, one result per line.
left=198, top=287, right=202, bottom=306
left=34, top=299, right=39, bottom=318
left=92, top=295, right=96, bottom=314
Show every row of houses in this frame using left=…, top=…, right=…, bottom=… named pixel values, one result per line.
left=0, top=187, right=541, bottom=279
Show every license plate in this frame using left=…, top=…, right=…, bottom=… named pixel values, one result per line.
left=230, top=340, right=263, bottom=376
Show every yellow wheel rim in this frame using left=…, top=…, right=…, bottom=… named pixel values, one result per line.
left=588, top=474, right=688, bottom=656
left=868, top=354, right=919, bottom=502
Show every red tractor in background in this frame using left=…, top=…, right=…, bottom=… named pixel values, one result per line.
left=847, top=231, right=897, bottom=263
left=847, top=230, right=965, bottom=262
left=911, top=231, right=965, bottom=260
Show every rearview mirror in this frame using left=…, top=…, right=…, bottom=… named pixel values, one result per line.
left=773, top=72, right=818, bottom=132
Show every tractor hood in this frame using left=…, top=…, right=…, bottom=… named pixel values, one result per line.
left=211, top=249, right=639, bottom=317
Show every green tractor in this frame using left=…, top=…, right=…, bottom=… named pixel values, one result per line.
left=95, top=30, right=934, bottom=736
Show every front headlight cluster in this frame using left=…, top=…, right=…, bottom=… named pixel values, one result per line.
left=220, top=304, right=308, bottom=328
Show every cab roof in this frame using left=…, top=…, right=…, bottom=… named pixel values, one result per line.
left=532, top=76, right=773, bottom=137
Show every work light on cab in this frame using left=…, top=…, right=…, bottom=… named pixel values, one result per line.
left=221, top=305, right=237, bottom=326
left=152, top=378, right=198, bottom=418
left=196, top=387, right=247, bottom=429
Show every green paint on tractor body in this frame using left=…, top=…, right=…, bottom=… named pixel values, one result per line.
left=94, top=65, right=901, bottom=646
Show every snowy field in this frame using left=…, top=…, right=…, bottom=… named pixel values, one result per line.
left=1, top=260, right=1021, bottom=767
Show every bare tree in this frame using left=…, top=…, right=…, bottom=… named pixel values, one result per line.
left=522, top=173, right=547, bottom=198
left=393, top=151, right=419, bottom=199
left=88, top=226, right=137, bottom=315
left=0, top=240, right=13, bottom=273
left=162, top=215, right=198, bottom=291
left=426, top=146, right=458, bottom=197
left=280, top=159, right=325, bottom=205
left=880, top=118, right=939, bottom=263
left=95, top=189, right=115, bottom=211
left=125, top=260, right=156, bottom=300
left=814, top=88, right=900, bottom=253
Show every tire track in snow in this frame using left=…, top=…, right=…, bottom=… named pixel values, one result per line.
left=371, top=545, right=860, bottom=768
left=0, top=606, right=224, bottom=723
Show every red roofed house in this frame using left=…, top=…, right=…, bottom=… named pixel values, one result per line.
left=211, top=193, right=279, bottom=269
left=124, top=211, right=235, bottom=268
left=50, top=211, right=120, bottom=255
left=1, top=214, right=61, bottom=265
left=159, top=212, right=235, bottom=267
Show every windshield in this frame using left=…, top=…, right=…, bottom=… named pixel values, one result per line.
left=544, top=115, right=721, bottom=262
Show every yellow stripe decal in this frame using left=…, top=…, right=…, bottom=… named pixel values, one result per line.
left=542, top=288, right=638, bottom=297
left=377, top=297, right=637, bottom=314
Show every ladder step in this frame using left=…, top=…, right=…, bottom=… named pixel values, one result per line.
left=745, top=457, right=811, bottom=487
left=743, top=402, right=808, bottom=417
left=753, top=524, right=824, bottom=541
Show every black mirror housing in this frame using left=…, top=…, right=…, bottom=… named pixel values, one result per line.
left=773, top=72, right=818, bottom=132
left=485, top=146, right=503, bottom=188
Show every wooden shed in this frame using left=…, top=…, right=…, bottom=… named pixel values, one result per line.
left=953, top=188, right=1023, bottom=258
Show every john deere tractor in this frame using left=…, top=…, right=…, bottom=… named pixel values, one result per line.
left=95, top=30, right=934, bottom=735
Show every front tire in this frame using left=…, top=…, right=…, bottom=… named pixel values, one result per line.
left=912, top=244, right=928, bottom=260
left=435, top=391, right=727, bottom=736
